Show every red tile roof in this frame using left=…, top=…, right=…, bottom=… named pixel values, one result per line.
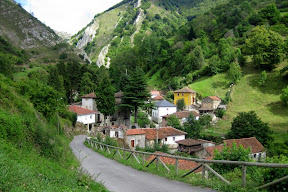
left=153, top=95, right=164, bottom=100
left=126, top=129, right=145, bottom=135
left=141, top=127, right=187, bottom=140
left=174, top=87, right=196, bottom=93
left=162, top=111, right=200, bottom=118
left=208, top=96, right=221, bottom=101
left=224, top=137, right=265, bottom=153
left=81, top=92, right=96, bottom=98
left=147, top=152, right=202, bottom=172
left=68, top=105, right=96, bottom=115
left=176, top=138, right=205, bottom=146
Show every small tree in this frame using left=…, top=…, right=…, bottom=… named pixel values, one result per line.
left=213, top=142, right=251, bottom=174
left=199, top=115, right=212, bottom=128
left=176, top=98, right=185, bottom=111
left=227, top=111, right=273, bottom=146
left=280, top=86, right=288, bottom=106
left=228, top=62, right=242, bottom=83
left=167, top=115, right=182, bottom=130
left=137, top=112, right=150, bottom=128
left=183, top=114, right=203, bottom=138
left=258, top=70, right=267, bottom=86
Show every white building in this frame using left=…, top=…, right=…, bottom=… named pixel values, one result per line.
left=152, top=100, right=177, bottom=123
left=69, top=105, right=96, bottom=132
left=142, top=127, right=187, bottom=153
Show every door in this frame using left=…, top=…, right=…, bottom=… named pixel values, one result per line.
left=131, top=140, right=135, bottom=148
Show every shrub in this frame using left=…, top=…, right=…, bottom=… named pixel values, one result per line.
left=103, top=135, right=118, bottom=147
left=215, top=108, right=226, bottom=118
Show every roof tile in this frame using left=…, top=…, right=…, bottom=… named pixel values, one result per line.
left=126, top=129, right=145, bottom=135
left=81, top=92, right=96, bottom=98
left=224, top=137, right=265, bottom=153
left=174, top=87, right=196, bottom=93
left=68, top=105, right=96, bottom=115
left=141, top=127, right=187, bottom=140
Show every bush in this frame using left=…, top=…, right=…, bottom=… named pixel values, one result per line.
left=215, top=108, right=226, bottom=118
left=213, top=142, right=251, bottom=174
left=103, top=135, right=118, bottom=147
left=263, top=155, right=288, bottom=191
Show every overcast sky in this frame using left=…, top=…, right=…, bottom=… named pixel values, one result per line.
left=14, top=0, right=123, bottom=34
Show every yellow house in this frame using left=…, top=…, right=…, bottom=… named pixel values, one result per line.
left=174, top=87, right=197, bottom=109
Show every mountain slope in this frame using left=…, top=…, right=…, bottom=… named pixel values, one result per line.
left=0, top=0, right=60, bottom=49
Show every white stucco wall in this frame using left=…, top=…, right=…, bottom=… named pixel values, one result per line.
left=109, top=130, right=124, bottom=139
left=82, top=98, right=95, bottom=111
left=77, top=114, right=95, bottom=124
left=163, top=135, right=185, bottom=145
left=152, top=106, right=177, bottom=123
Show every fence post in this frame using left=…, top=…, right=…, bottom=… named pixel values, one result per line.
left=156, top=155, right=159, bottom=170
left=142, top=154, right=146, bottom=165
left=202, top=164, right=206, bottom=180
left=242, top=165, right=246, bottom=188
left=175, top=158, right=179, bottom=175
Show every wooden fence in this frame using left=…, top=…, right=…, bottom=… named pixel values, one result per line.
left=86, top=137, right=288, bottom=190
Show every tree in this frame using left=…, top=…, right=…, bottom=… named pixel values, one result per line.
left=137, top=112, right=150, bottom=128
left=258, top=70, right=267, bottom=86
left=95, top=70, right=115, bottom=125
left=183, top=114, right=203, bottom=138
left=280, top=86, right=288, bottom=106
left=167, top=115, right=182, bottom=130
left=176, top=98, right=185, bottom=111
left=122, top=67, right=150, bottom=124
left=245, top=26, right=284, bottom=70
left=80, top=72, right=96, bottom=94
left=227, top=111, right=273, bottom=146
left=228, top=62, right=242, bottom=83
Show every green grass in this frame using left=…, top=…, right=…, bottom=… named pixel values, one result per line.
left=192, top=63, right=288, bottom=143
left=147, top=70, right=164, bottom=89
left=0, top=140, right=107, bottom=191
left=85, top=141, right=268, bottom=192
left=190, top=73, right=231, bottom=98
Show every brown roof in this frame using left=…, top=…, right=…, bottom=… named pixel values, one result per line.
left=176, top=138, right=205, bottom=146
left=115, top=91, right=124, bottom=98
left=141, top=127, right=187, bottom=140
left=147, top=152, right=202, bottom=172
left=205, top=145, right=224, bottom=157
left=126, top=129, right=145, bottom=135
left=68, top=105, right=96, bottom=115
left=174, top=87, right=196, bottom=93
left=162, top=111, right=200, bottom=118
left=81, top=92, right=96, bottom=98
left=224, top=137, right=265, bottom=153
left=150, top=89, right=160, bottom=96
left=198, top=106, right=214, bottom=111
left=208, top=96, right=221, bottom=101
left=153, top=95, right=164, bottom=100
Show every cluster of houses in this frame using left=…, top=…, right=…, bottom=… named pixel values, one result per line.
left=68, top=87, right=265, bottom=161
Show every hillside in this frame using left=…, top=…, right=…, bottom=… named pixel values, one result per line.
left=0, top=0, right=83, bottom=63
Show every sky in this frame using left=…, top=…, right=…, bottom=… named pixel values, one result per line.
left=14, top=0, right=123, bottom=34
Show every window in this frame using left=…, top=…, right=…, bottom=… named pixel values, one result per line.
left=138, top=140, right=140, bottom=145
left=173, top=137, right=175, bottom=141
left=115, top=131, right=119, bottom=138
left=177, top=93, right=179, bottom=96
left=165, top=138, right=167, bottom=142
left=90, top=115, right=92, bottom=119
left=167, top=108, right=169, bottom=110
left=182, top=93, right=184, bottom=96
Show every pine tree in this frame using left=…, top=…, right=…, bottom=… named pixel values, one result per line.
left=95, top=70, right=115, bottom=125
left=122, top=67, right=150, bottom=124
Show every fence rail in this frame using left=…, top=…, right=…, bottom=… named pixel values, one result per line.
left=86, top=137, right=288, bottom=189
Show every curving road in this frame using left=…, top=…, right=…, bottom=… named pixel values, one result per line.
left=70, top=135, right=216, bottom=192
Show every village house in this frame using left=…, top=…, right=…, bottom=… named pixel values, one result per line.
left=152, top=99, right=177, bottom=123
left=150, top=89, right=161, bottom=99
left=198, top=96, right=221, bottom=114
left=174, top=87, right=197, bottom=110
left=102, top=125, right=127, bottom=139
left=205, top=137, right=266, bottom=161
left=176, top=138, right=215, bottom=158
left=126, top=129, right=146, bottom=149
left=141, top=127, right=187, bottom=152
left=161, top=111, right=200, bottom=127
left=110, top=91, right=131, bottom=127
left=152, top=95, right=165, bottom=103
left=68, top=105, right=96, bottom=132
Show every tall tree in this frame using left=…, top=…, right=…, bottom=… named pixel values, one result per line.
left=227, top=111, right=273, bottom=146
left=183, top=114, right=203, bottom=138
left=122, top=67, right=150, bottom=124
left=95, top=69, right=115, bottom=125
left=228, top=62, right=242, bottom=84
left=245, top=26, right=284, bottom=70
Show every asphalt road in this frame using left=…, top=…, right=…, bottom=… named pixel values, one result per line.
left=70, top=135, right=216, bottom=192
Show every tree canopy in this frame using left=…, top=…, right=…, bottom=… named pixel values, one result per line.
left=227, top=111, right=273, bottom=146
